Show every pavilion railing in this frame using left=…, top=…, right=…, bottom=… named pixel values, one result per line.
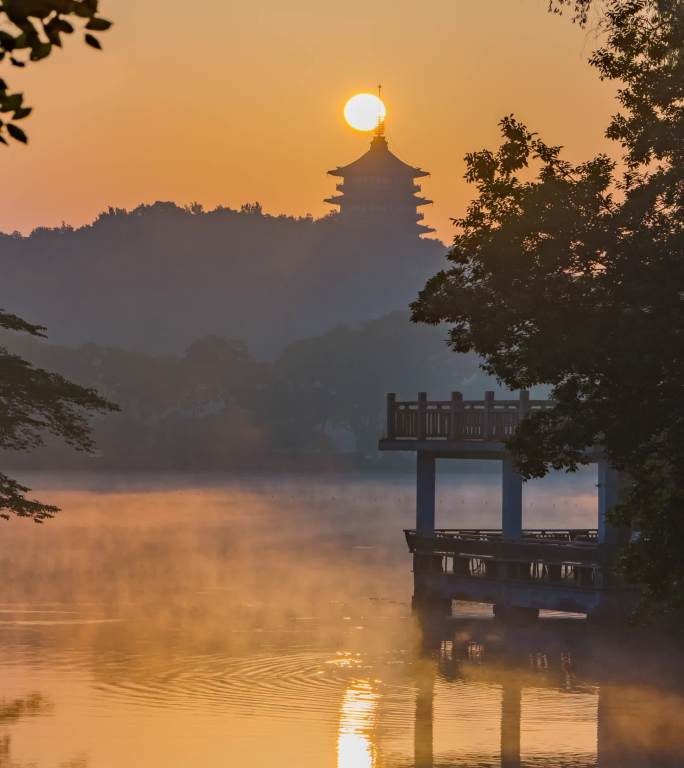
left=385, top=390, right=555, bottom=442
left=405, top=528, right=603, bottom=589
left=430, top=528, right=599, bottom=544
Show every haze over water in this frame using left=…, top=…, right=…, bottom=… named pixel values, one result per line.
left=1, top=470, right=681, bottom=767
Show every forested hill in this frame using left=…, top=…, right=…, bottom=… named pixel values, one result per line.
left=0, top=202, right=446, bottom=359
left=0, top=313, right=486, bottom=470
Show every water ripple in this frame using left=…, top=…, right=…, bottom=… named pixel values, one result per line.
left=92, top=650, right=408, bottom=722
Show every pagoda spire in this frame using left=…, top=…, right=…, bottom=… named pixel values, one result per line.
left=375, top=84, right=385, bottom=138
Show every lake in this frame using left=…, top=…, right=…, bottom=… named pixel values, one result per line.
left=0, top=470, right=682, bottom=767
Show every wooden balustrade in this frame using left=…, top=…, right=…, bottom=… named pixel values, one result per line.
left=406, top=529, right=600, bottom=560
left=445, top=554, right=600, bottom=588
left=431, top=528, right=599, bottom=544
left=406, top=528, right=604, bottom=590
left=386, top=390, right=553, bottom=442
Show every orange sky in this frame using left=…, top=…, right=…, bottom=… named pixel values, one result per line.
left=1, top=0, right=617, bottom=242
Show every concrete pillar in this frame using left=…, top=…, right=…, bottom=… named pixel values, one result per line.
left=416, top=452, right=436, bottom=535
left=502, top=456, right=523, bottom=539
left=414, top=452, right=450, bottom=618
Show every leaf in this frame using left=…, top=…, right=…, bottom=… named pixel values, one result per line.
left=84, top=33, right=101, bottom=49
left=0, top=136, right=8, bottom=145
left=0, top=31, right=16, bottom=51
left=45, top=28, right=62, bottom=47
left=30, top=42, right=51, bottom=61
left=1, top=93, right=23, bottom=112
left=7, top=124, right=27, bottom=143
left=10, top=57, right=26, bottom=67
left=54, top=19, right=74, bottom=33
left=85, top=17, right=112, bottom=31
left=13, top=107, right=32, bottom=120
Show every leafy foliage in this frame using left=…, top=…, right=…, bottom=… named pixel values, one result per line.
left=412, top=0, right=684, bottom=614
left=0, top=0, right=112, bottom=145
left=0, top=309, right=118, bottom=521
left=548, top=0, right=596, bottom=25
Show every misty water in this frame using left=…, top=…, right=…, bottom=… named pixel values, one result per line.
left=0, top=469, right=682, bottom=767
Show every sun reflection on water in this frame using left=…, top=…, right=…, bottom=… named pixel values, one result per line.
left=337, top=681, right=379, bottom=768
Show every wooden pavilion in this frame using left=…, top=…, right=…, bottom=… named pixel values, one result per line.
left=380, top=390, right=636, bottom=621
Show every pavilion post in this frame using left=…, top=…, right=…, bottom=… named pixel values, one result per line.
left=416, top=451, right=436, bottom=535
left=448, top=391, right=462, bottom=441
left=386, top=392, right=396, bottom=439
left=413, top=451, right=450, bottom=618
left=417, top=392, right=427, bottom=440
left=598, top=461, right=625, bottom=550
left=502, top=455, right=523, bottom=540
left=483, top=390, right=495, bottom=439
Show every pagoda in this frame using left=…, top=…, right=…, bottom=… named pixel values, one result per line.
left=325, top=120, right=434, bottom=237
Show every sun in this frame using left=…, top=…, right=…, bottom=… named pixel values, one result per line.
left=344, top=93, right=386, bottom=132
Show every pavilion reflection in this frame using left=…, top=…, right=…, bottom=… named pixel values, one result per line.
left=412, top=621, right=684, bottom=768
left=414, top=660, right=433, bottom=768
left=413, top=657, right=524, bottom=768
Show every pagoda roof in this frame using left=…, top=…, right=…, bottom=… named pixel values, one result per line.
left=328, top=135, right=429, bottom=179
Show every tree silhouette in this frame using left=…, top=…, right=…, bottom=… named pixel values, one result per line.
left=412, top=0, right=684, bottom=613
left=1, top=311, right=117, bottom=520
left=0, top=1, right=116, bottom=520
